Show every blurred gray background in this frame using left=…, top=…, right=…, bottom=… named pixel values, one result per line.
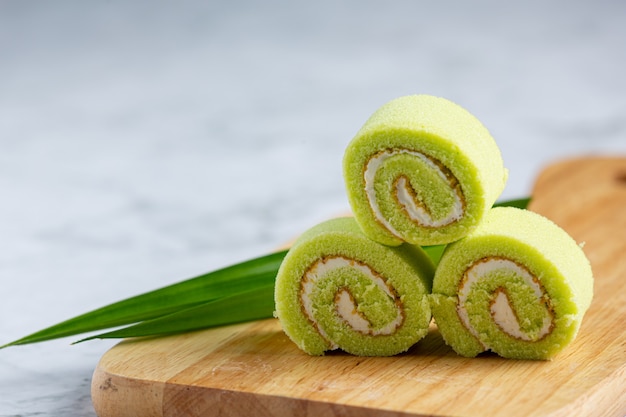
left=1, top=1, right=624, bottom=415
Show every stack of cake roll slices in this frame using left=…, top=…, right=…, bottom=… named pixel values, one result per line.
left=274, top=95, right=593, bottom=360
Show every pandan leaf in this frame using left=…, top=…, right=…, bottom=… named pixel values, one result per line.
left=75, top=284, right=275, bottom=343
left=1, top=250, right=287, bottom=348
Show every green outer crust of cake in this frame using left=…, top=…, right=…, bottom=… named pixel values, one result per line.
left=343, top=94, right=507, bottom=246
left=430, top=206, right=594, bottom=360
left=274, top=217, right=435, bottom=356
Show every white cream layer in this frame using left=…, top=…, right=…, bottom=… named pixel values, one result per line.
left=364, top=149, right=463, bottom=238
left=301, top=256, right=402, bottom=342
left=457, top=258, right=552, bottom=346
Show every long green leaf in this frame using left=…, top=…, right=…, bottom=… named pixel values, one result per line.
left=1, top=250, right=287, bottom=348
left=76, top=284, right=275, bottom=342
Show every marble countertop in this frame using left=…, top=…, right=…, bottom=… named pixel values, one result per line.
left=1, top=1, right=624, bottom=416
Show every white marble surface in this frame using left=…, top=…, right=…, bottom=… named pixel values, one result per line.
left=0, top=1, right=624, bottom=416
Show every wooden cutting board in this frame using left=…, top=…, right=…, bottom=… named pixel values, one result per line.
left=91, top=157, right=626, bottom=417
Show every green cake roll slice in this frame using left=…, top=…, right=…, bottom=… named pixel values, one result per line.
left=430, top=207, right=594, bottom=360
left=343, top=94, right=508, bottom=246
left=274, top=217, right=435, bottom=356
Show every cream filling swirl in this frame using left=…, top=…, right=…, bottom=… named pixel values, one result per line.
left=457, top=258, right=553, bottom=347
left=301, top=256, right=403, bottom=346
left=364, top=149, right=464, bottom=237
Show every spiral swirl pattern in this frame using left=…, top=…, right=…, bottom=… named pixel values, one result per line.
left=301, top=256, right=404, bottom=343
left=364, top=148, right=465, bottom=233
left=343, top=95, right=507, bottom=246
left=430, top=207, right=593, bottom=360
left=457, top=257, right=554, bottom=346
left=274, top=217, right=434, bottom=356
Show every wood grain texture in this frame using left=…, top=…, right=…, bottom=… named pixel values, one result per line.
left=91, top=157, right=626, bottom=417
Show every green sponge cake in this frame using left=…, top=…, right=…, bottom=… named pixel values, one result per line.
left=274, top=217, right=435, bottom=356
left=430, top=207, right=594, bottom=360
left=343, top=95, right=508, bottom=246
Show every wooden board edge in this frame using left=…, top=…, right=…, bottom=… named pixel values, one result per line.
left=163, top=383, right=433, bottom=417
left=91, top=363, right=433, bottom=417
left=91, top=365, right=166, bottom=417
